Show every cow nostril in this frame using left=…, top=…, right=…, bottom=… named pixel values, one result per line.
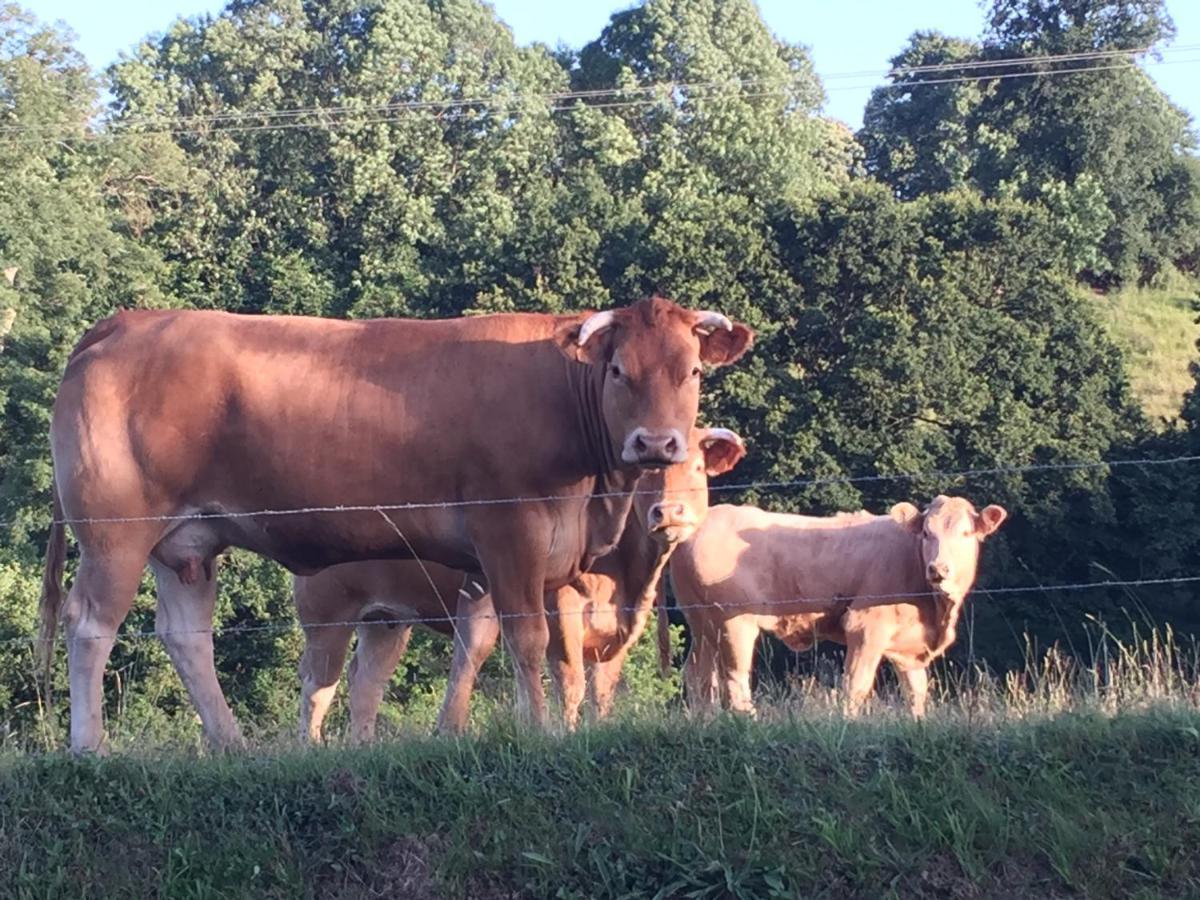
left=634, top=435, right=648, bottom=453
left=651, top=506, right=664, bottom=523
left=664, top=436, right=678, bottom=457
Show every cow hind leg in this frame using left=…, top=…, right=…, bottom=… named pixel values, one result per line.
left=298, top=620, right=354, bottom=744
left=150, top=558, right=243, bottom=749
left=62, top=548, right=149, bottom=754
left=346, top=623, right=412, bottom=743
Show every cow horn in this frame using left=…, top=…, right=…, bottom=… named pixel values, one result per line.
left=692, top=311, right=732, bottom=334
left=701, top=427, right=744, bottom=449
left=577, top=310, right=618, bottom=347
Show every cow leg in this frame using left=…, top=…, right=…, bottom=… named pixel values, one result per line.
left=436, top=590, right=501, bottom=735
left=547, top=589, right=586, bottom=731
left=843, top=629, right=886, bottom=717
left=683, top=619, right=721, bottom=714
left=346, top=623, right=412, bottom=743
left=478, top=545, right=551, bottom=730
left=895, top=663, right=930, bottom=720
left=62, top=548, right=148, bottom=754
left=588, top=648, right=629, bottom=721
left=719, top=617, right=759, bottom=716
left=150, top=559, right=243, bottom=749
left=298, top=620, right=354, bottom=743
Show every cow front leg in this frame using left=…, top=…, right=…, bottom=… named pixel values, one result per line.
left=719, top=616, right=760, bottom=716
left=843, top=628, right=887, bottom=717
left=151, top=558, right=244, bottom=749
left=683, top=618, right=721, bottom=715
left=436, top=584, right=500, bottom=735
left=547, top=586, right=586, bottom=731
left=347, top=623, right=412, bottom=743
left=588, top=648, right=630, bottom=720
left=894, top=663, right=930, bottom=720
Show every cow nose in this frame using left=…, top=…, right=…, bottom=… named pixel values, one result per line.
left=649, top=502, right=686, bottom=526
left=928, top=561, right=949, bottom=582
left=623, top=428, right=687, bottom=466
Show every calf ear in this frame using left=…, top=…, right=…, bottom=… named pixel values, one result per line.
left=889, top=501, right=922, bottom=531
left=700, top=429, right=746, bottom=476
left=976, top=504, right=1008, bottom=537
left=554, top=311, right=615, bottom=365
left=697, top=321, right=754, bottom=367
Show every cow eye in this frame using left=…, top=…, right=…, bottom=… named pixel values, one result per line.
left=609, top=364, right=622, bottom=380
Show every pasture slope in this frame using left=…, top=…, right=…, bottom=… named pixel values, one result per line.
left=2, top=706, right=1199, bottom=899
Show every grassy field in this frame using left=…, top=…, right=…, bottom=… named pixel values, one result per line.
left=1088, top=278, right=1199, bottom=426
left=3, top=632, right=1200, bottom=900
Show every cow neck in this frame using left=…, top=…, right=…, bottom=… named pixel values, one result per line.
left=613, top=512, right=672, bottom=633
left=565, top=354, right=623, bottom=477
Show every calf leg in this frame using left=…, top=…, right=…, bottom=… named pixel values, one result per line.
left=719, top=617, right=760, bottom=716
left=151, top=559, right=243, bottom=749
left=298, top=620, right=354, bottom=743
left=62, top=548, right=148, bottom=754
left=436, top=585, right=501, bottom=735
left=843, top=629, right=887, bottom=717
left=346, top=623, right=412, bottom=743
left=683, top=618, right=721, bottom=714
left=588, top=647, right=630, bottom=720
left=894, top=663, right=930, bottom=720
left=547, top=588, right=586, bottom=731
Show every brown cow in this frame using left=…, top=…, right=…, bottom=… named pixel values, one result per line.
left=296, top=426, right=746, bottom=741
left=667, top=496, right=1007, bottom=718
left=39, top=298, right=753, bottom=752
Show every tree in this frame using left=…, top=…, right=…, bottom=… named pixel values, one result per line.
left=860, top=0, right=1200, bottom=284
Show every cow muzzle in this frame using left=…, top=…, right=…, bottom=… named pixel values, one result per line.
left=646, top=501, right=698, bottom=544
left=622, top=428, right=688, bottom=467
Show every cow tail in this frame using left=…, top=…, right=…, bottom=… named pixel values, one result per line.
left=656, top=584, right=672, bottom=678
left=38, top=481, right=67, bottom=708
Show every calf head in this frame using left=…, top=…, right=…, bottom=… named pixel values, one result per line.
left=555, top=296, right=753, bottom=467
left=891, top=495, right=1008, bottom=598
left=637, top=427, right=746, bottom=545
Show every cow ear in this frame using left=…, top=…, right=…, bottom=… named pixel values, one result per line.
left=889, top=501, right=922, bottom=531
left=976, top=504, right=1008, bottom=537
left=697, top=322, right=754, bottom=367
left=554, top=312, right=614, bottom=365
left=700, top=429, right=746, bottom=476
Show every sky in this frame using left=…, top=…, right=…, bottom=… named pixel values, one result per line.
left=29, top=0, right=1200, bottom=129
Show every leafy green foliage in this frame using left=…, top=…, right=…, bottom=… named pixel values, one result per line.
left=860, top=0, right=1200, bottom=285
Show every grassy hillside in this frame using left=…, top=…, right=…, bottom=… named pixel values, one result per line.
left=4, top=691, right=1200, bottom=898
left=1089, top=279, right=1199, bottom=426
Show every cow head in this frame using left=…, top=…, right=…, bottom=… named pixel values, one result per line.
left=555, top=297, right=753, bottom=467
left=891, top=495, right=1008, bottom=597
left=636, top=427, right=746, bottom=545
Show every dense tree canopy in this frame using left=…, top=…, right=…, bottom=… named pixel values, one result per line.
left=860, top=0, right=1200, bottom=284
left=0, top=0, right=1197, bottom=740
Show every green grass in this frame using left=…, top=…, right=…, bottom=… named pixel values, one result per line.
left=1088, top=277, right=1199, bottom=426
left=2, top=709, right=1199, bottom=899
left=4, top=626, right=1200, bottom=899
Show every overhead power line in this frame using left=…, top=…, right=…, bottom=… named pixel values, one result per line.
left=2, top=44, right=1197, bottom=142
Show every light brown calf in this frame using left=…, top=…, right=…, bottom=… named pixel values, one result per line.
left=296, top=427, right=746, bottom=741
left=667, top=496, right=1007, bottom=718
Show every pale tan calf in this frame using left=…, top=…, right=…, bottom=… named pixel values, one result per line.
left=296, top=427, right=745, bottom=741
left=668, top=496, right=1007, bottom=718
